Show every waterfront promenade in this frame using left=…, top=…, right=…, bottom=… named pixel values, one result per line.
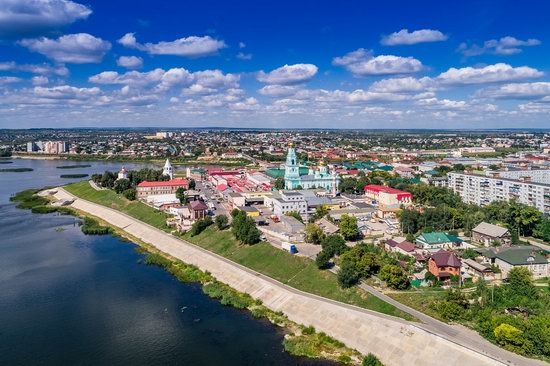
left=52, top=187, right=543, bottom=366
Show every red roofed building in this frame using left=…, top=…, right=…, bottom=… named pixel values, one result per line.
left=136, top=178, right=189, bottom=199
left=364, top=184, right=412, bottom=207
left=428, top=250, right=461, bottom=280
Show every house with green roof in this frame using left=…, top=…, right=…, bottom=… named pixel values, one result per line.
left=416, top=232, right=463, bottom=252
left=480, top=246, right=549, bottom=279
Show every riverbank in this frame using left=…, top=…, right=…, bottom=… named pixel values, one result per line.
left=49, top=184, right=507, bottom=366
left=12, top=153, right=255, bottom=167
left=65, top=180, right=410, bottom=319
left=14, top=187, right=367, bottom=365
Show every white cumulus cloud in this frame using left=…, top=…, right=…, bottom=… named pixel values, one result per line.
left=118, top=32, right=227, bottom=57
left=20, top=33, right=111, bottom=64
left=381, top=29, right=448, bottom=46
left=476, top=82, right=550, bottom=99
left=333, top=48, right=422, bottom=76
left=257, top=64, right=318, bottom=85
left=370, top=77, right=436, bottom=93
left=458, top=36, right=541, bottom=57
left=0, top=0, right=91, bottom=38
left=116, top=56, right=143, bottom=69
left=437, top=63, right=543, bottom=85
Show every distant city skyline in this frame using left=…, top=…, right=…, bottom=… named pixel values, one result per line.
left=1, top=0, right=550, bottom=128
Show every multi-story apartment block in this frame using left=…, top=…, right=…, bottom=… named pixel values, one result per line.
left=27, top=141, right=69, bottom=154
left=487, top=168, right=550, bottom=184
left=448, top=172, right=550, bottom=214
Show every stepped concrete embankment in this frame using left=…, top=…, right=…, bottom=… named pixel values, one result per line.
left=52, top=187, right=512, bottom=366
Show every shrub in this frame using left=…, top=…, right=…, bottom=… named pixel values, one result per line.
left=214, top=214, right=228, bottom=230
left=189, top=216, right=213, bottom=236
left=362, top=353, right=384, bottom=366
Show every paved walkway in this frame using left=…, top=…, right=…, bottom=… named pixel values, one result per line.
left=52, top=187, right=543, bottom=366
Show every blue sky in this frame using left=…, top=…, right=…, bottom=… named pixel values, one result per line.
left=1, top=0, right=550, bottom=129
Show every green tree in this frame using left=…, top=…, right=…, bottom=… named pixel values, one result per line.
left=176, top=187, right=187, bottom=204
left=188, top=179, right=196, bottom=190
left=315, top=250, right=332, bottom=269
left=313, top=205, right=328, bottom=220
left=231, top=210, right=261, bottom=245
left=321, top=234, right=348, bottom=257
left=122, top=188, right=136, bottom=200
left=337, top=261, right=360, bottom=288
left=357, top=252, right=381, bottom=278
left=214, top=214, right=228, bottom=230
left=285, top=210, right=303, bottom=223
left=379, top=264, right=410, bottom=290
left=339, top=214, right=359, bottom=240
left=304, top=223, right=325, bottom=244
left=461, top=248, right=478, bottom=259
left=533, top=219, right=550, bottom=242
left=507, top=267, right=537, bottom=298
left=274, top=177, right=285, bottom=189
left=113, top=178, right=131, bottom=193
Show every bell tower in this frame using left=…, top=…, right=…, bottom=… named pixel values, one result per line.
left=284, top=142, right=301, bottom=189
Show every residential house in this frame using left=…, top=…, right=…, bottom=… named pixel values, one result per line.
left=416, top=232, right=463, bottom=252
left=428, top=250, right=462, bottom=280
left=188, top=200, right=208, bottom=220
left=472, top=222, right=511, bottom=247
left=480, top=246, right=549, bottom=279
left=462, top=258, right=498, bottom=282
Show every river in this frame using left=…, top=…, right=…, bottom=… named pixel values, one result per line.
left=0, top=158, right=334, bottom=366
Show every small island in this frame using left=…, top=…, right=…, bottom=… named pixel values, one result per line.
left=0, top=168, right=33, bottom=172
left=60, top=174, right=89, bottom=178
left=56, top=164, right=92, bottom=169
left=0, top=161, right=13, bottom=164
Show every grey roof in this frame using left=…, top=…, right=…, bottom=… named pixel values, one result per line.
left=239, top=206, right=259, bottom=212
left=281, top=191, right=302, bottom=196
left=306, top=196, right=333, bottom=206
left=463, top=259, right=492, bottom=272
left=472, top=222, right=509, bottom=238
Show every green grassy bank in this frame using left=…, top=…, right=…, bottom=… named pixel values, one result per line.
left=65, top=180, right=412, bottom=321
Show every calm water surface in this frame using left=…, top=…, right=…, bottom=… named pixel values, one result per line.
left=0, top=158, right=335, bottom=366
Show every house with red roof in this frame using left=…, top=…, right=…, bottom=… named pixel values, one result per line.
left=136, top=178, right=189, bottom=199
left=428, top=250, right=461, bottom=280
left=364, top=184, right=412, bottom=207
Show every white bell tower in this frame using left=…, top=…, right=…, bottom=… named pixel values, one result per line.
left=163, top=158, right=174, bottom=179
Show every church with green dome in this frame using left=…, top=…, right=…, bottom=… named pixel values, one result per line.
left=284, top=142, right=340, bottom=192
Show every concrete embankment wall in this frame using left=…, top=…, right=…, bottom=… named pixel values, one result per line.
left=54, top=189, right=504, bottom=366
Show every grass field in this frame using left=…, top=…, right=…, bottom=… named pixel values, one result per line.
left=65, top=180, right=413, bottom=320
left=65, top=181, right=170, bottom=231
left=185, top=226, right=413, bottom=320
left=387, top=289, right=447, bottom=321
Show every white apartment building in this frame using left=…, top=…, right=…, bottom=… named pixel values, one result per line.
left=487, top=168, right=550, bottom=184
left=448, top=172, right=550, bottom=214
